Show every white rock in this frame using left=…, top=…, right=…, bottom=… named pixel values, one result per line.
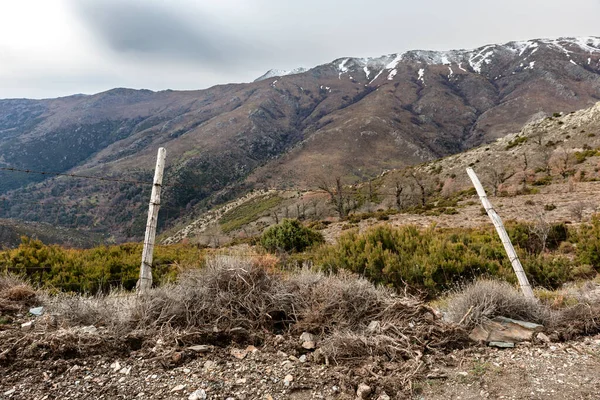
left=119, top=366, right=132, bottom=375
left=299, top=332, right=316, bottom=342
left=3, top=388, right=15, bottom=396
left=20, top=321, right=34, bottom=331
left=80, top=325, right=98, bottom=334
left=111, top=361, right=121, bottom=372
left=284, top=374, right=294, bottom=386
left=188, top=389, right=207, bottom=400
left=377, top=393, right=391, bottom=400
left=299, top=355, right=307, bottom=363
left=171, top=384, right=186, bottom=392
left=357, top=383, right=372, bottom=399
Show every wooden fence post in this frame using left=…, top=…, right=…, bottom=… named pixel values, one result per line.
left=137, top=147, right=166, bottom=294
left=466, top=168, right=535, bottom=299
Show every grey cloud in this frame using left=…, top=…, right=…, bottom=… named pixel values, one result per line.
left=71, top=0, right=265, bottom=68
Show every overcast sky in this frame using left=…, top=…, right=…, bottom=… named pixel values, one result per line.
left=1, top=0, right=599, bottom=99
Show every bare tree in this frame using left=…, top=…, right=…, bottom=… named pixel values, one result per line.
left=394, top=181, right=405, bottom=210
left=529, top=213, right=551, bottom=253
left=483, top=166, right=515, bottom=197
left=550, top=148, right=574, bottom=179
left=410, top=171, right=429, bottom=207
left=569, top=201, right=587, bottom=222
left=318, top=177, right=350, bottom=218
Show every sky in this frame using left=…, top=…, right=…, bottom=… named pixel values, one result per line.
left=1, top=0, right=599, bottom=99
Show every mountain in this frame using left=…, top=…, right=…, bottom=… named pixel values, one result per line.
left=1, top=36, right=600, bottom=243
left=165, top=101, right=600, bottom=245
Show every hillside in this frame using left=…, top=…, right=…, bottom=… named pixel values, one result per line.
left=165, top=101, right=600, bottom=245
left=2, top=37, right=600, bottom=242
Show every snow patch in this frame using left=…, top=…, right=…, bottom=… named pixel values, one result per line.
left=468, top=45, right=495, bottom=73
left=255, top=68, right=307, bottom=82
left=338, top=58, right=350, bottom=79
left=388, top=69, right=397, bottom=80
left=418, top=68, right=425, bottom=83
left=363, top=66, right=370, bottom=79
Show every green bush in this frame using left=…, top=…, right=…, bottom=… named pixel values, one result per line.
left=0, top=237, right=202, bottom=293
left=315, top=225, right=516, bottom=296
left=260, top=219, right=324, bottom=253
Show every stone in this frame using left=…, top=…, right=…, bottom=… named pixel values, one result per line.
left=203, top=360, right=217, bottom=371
left=171, top=384, right=186, bottom=392
left=245, top=345, right=258, bottom=353
left=230, top=348, right=247, bottom=360
left=299, top=332, right=316, bottom=343
left=377, top=393, right=391, bottom=400
left=301, top=341, right=316, bottom=350
left=284, top=374, right=294, bottom=386
left=274, top=335, right=285, bottom=344
left=29, top=306, right=44, bottom=316
left=367, top=320, right=381, bottom=333
left=488, top=341, right=515, bottom=348
left=3, top=389, right=15, bottom=396
left=470, top=317, right=544, bottom=344
left=110, top=361, right=121, bottom=372
left=119, top=366, right=132, bottom=375
left=20, top=321, right=34, bottom=331
left=171, top=352, right=183, bottom=364
left=298, top=355, right=307, bottom=363
left=188, top=345, right=212, bottom=353
left=189, top=389, right=207, bottom=400
left=80, top=325, right=98, bottom=334
left=356, top=383, right=372, bottom=399
left=537, top=332, right=552, bottom=343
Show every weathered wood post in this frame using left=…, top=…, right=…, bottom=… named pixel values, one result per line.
left=137, top=147, right=166, bottom=294
left=466, top=167, right=535, bottom=299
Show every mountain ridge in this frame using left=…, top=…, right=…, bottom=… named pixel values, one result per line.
left=2, top=35, right=600, bottom=243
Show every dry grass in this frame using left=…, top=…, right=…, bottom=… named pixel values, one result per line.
left=38, top=256, right=468, bottom=366
left=445, top=279, right=550, bottom=328
left=444, top=279, right=600, bottom=340
left=0, top=274, right=36, bottom=312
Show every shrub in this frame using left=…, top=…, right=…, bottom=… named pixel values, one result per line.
left=445, top=279, right=548, bottom=328
left=505, top=136, right=528, bottom=150
left=0, top=237, right=200, bottom=293
left=260, top=219, right=324, bottom=253
left=315, top=225, right=514, bottom=296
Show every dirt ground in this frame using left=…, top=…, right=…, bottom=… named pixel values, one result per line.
left=2, top=327, right=600, bottom=400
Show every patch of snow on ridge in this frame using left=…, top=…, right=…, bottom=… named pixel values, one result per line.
left=363, top=66, right=370, bottom=79
left=468, top=45, right=495, bottom=73
left=338, top=58, right=350, bottom=79
left=418, top=68, right=425, bottom=83
left=388, top=69, right=397, bottom=80
left=369, top=53, right=402, bottom=83
left=510, top=40, right=539, bottom=57
left=255, top=68, right=307, bottom=82
left=574, top=37, right=600, bottom=53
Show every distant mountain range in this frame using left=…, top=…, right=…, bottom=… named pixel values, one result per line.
left=1, top=36, right=600, bottom=243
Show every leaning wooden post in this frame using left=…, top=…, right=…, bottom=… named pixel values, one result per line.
left=466, top=168, right=535, bottom=299
left=137, top=147, right=166, bottom=294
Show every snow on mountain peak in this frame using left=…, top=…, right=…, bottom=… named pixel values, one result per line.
left=254, top=36, right=600, bottom=83
left=254, top=67, right=308, bottom=82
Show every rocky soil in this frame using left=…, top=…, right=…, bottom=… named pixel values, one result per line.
left=3, top=327, right=600, bottom=400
